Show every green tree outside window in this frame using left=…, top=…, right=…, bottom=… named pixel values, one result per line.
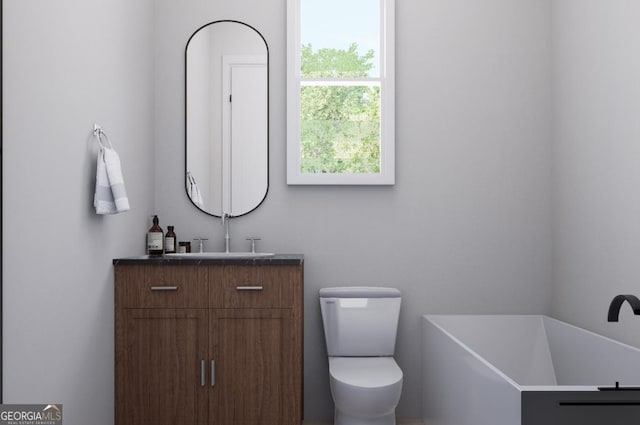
left=300, top=43, right=381, bottom=173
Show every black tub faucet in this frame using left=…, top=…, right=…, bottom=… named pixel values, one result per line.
left=608, top=294, right=640, bottom=322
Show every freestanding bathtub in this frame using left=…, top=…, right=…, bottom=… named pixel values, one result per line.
left=422, top=315, right=640, bottom=425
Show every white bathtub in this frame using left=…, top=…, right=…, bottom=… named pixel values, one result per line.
left=422, top=315, right=640, bottom=425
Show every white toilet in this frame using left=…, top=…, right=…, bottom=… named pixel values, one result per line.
left=319, top=287, right=403, bottom=425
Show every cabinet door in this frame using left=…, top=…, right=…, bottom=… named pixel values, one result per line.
left=210, top=309, right=295, bottom=425
left=116, top=309, right=208, bottom=425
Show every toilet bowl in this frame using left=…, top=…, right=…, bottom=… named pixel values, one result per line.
left=329, top=357, right=403, bottom=425
left=319, top=287, right=403, bottom=425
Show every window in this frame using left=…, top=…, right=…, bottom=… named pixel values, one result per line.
left=287, top=0, right=395, bottom=185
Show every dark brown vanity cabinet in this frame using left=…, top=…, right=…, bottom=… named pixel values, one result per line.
left=114, top=259, right=303, bottom=425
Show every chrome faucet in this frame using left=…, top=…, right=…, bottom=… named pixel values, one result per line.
left=607, top=294, right=640, bottom=322
left=193, top=237, right=208, bottom=253
left=222, top=213, right=231, bottom=253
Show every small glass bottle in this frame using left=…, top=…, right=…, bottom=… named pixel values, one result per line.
left=147, top=215, right=164, bottom=256
left=165, top=226, right=177, bottom=254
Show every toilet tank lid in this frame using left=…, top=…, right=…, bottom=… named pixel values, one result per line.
left=319, top=287, right=401, bottom=298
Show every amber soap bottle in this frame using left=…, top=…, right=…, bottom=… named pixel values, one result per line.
left=147, top=215, right=164, bottom=256
left=165, top=226, right=177, bottom=254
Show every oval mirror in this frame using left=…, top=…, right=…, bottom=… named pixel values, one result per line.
left=185, top=20, right=269, bottom=217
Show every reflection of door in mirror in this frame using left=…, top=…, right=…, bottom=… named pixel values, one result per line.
left=186, top=21, right=269, bottom=217
left=222, top=56, right=268, bottom=216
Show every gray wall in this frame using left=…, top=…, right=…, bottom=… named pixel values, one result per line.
left=3, top=1, right=155, bottom=425
left=153, top=0, right=553, bottom=419
left=551, top=1, right=640, bottom=348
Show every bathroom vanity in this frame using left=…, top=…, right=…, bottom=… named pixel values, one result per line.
left=113, top=255, right=304, bottom=425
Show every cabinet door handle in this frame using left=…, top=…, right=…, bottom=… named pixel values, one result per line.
left=150, top=286, right=179, bottom=291
left=200, top=360, right=206, bottom=387
left=235, top=286, right=263, bottom=291
left=211, top=359, right=215, bottom=387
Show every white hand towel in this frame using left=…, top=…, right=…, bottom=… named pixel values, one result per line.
left=187, top=171, right=204, bottom=208
left=94, top=146, right=130, bottom=214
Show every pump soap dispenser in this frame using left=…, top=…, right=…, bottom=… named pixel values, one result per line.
left=147, top=215, right=164, bottom=256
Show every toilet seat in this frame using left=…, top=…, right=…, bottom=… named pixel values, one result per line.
left=329, top=357, right=402, bottom=388
left=328, top=356, right=403, bottom=424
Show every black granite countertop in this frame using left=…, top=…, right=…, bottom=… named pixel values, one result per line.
left=113, top=254, right=304, bottom=266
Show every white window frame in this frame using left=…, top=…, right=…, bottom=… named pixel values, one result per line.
left=286, top=0, right=395, bottom=185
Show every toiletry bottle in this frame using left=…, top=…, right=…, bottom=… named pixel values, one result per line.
left=147, top=215, right=164, bottom=256
left=165, top=226, right=177, bottom=254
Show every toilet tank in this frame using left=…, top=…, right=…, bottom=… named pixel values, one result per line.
left=319, top=287, right=401, bottom=356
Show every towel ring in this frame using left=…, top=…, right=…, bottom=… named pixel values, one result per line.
left=93, top=124, right=113, bottom=149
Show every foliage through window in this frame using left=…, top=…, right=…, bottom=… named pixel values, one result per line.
left=287, top=0, right=395, bottom=184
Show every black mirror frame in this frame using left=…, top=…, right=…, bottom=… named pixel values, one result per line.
left=184, top=20, right=269, bottom=218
